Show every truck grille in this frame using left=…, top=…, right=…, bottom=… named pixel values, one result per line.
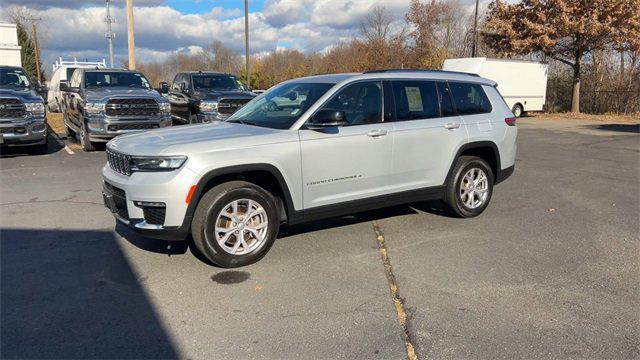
left=107, top=123, right=159, bottom=131
left=217, top=98, right=250, bottom=115
left=106, top=148, right=132, bottom=176
left=0, top=98, right=26, bottom=118
left=105, top=98, right=159, bottom=117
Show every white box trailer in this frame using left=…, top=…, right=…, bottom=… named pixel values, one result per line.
left=0, top=23, right=22, bottom=67
left=443, top=57, right=548, bottom=117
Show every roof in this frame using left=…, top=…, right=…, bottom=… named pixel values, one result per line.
left=0, top=65, right=24, bottom=70
left=284, top=70, right=496, bottom=86
left=181, top=71, right=235, bottom=76
left=82, top=68, right=140, bottom=73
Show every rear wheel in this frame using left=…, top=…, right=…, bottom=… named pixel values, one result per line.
left=444, top=156, right=494, bottom=218
left=512, top=104, right=524, bottom=118
left=191, top=181, right=280, bottom=268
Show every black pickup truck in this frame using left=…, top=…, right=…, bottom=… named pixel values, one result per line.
left=61, top=68, right=172, bottom=151
left=160, top=71, right=255, bottom=124
left=0, top=66, right=48, bottom=149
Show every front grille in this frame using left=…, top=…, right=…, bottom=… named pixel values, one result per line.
left=143, top=207, right=166, bottom=225
left=104, top=182, right=129, bottom=220
left=108, top=123, right=159, bottom=131
left=0, top=98, right=26, bottom=118
left=217, top=98, right=250, bottom=115
left=106, top=148, right=132, bottom=176
left=105, top=98, right=159, bottom=117
left=0, top=126, right=26, bottom=134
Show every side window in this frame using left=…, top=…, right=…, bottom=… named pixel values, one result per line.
left=391, top=80, right=439, bottom=121
left=172, top=74, right=183, bottom=90
left=321, top=81, right=382, bottom=125
left=437, top=81, right=455, bottom=117
left=449, top=82, right=492, bottom=115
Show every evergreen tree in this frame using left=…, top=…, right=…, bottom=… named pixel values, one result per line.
left=16, top=21, right=42, bottom=82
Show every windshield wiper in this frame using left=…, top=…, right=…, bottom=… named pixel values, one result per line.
left=226, top=119, right=256, bottom=126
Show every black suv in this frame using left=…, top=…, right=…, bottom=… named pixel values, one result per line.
left=0, top=66, right=48, bottom=149
left=161, top=71, right=255, bottom=124
left=60, top=68, right=172, bottom=151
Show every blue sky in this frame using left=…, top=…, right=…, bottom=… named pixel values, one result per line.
left=165, top=0, right=267, bottom=15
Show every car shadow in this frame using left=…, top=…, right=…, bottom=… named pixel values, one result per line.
left=585, top=123, right=640, bottom=134
left=0, top=228, right=178, bottom=358
left=0, top=133, right=63, bottom=158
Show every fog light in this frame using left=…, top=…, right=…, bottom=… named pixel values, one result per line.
left=32, top=123, right=46, bottom=132
left=14, top=127, right=26, bottom=134
left=134, top=201, right=166, bottom=208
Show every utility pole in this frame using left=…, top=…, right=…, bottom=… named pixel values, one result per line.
left=471, top=0, right=479, bottom=57
left=244, top=0, right=250, bottom=89
left=126, top=0, right=136, bottom=69
left=27, top=17, right=42, bottom=82
left=105, top=0, right=115, bottom=68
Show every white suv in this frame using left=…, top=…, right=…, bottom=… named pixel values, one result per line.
left=102, top=70, right=517, bottom=267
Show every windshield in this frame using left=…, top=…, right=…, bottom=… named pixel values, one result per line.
left=227, top=82, right=335, bottom=129
left=0, top=68, right=31, bottom=88
left=84, top=71, right=151, bottom=89
left=192, top=74, right=242, bottom=91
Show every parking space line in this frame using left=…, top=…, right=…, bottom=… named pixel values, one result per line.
left=48, top=127, right=74, bottom=155
left=372, top=221, right=418, bottom=360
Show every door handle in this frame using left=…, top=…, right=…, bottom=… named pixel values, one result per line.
left=444, top=122, right=460, bottom=129
left=367, top=129, right=388, bottom=137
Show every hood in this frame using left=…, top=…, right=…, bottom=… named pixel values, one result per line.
left=0, top=87, right=42, bottom=102
left=194, top=89, right=255, bottom=101
left=84, top=87, right=163, bottom=102
left=107, top=121, right=288, bottom=156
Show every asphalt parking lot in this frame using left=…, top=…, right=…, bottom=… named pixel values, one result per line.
left=1, top=118, right=638, bottom=359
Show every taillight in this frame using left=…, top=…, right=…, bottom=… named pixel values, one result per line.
left=505, top=117, right=516, bottom=126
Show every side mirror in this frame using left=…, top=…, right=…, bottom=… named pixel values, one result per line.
left=59, top=80, right=70, bottom=91
left=159, top=81, right=169, bottom=94
left=307, top=109, right=348, bottom=128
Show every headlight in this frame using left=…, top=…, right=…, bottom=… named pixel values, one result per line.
left=85, top=102, right=104, bottom=114
left=159, top=102, right=171, bottom=114
left=25, top=102, right=45, bottom=116
left=130, top=156, right=187, bottom=171
left=198, top=101, right=218, bottom=113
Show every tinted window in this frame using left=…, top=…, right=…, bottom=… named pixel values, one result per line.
left=0, top=68, right=30, bottom=88
left=383, top=81, right=395, bottom=122
left=321, top=81, right=382, bottom=125
left=84, top=71, right=150, bottom=89
left=192, top=74, right=241, bottom=91
left=391, top=81, right=439, bottom=121
left=437, top=81, right=455, bottom=116
left=449, top=82, right=492, bottom=115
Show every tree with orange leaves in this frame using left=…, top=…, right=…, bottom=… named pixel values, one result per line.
left=482, top=0, right=640, bottom=113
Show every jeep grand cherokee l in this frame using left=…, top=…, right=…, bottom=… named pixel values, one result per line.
left=163, top=71, right=254, bottom=124
left=61, top=68, right=171, bottom=151
left=0, top=66, right=48, bottom=148
left=102, top=70, right=517, bottom=267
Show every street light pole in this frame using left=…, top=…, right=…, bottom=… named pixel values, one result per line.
left=105, top=0, right=115, bottom=68
left=471, top=0, right=479, bottom=57
left=126, top=0, right=136, bottom=69
left=244, top=0, right=250, bottom=90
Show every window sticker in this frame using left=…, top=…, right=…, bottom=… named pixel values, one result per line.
left=405, top=87, right=423, bottom=112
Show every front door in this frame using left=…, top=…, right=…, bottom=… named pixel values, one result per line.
left=299, top=81, right=394, bottom=209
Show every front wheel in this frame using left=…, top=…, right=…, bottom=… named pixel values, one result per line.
left=191, top=181, right=280, bottom=268
left=78, top=118, right=95, bottom=152
left=444, top=156, right=494, bottom=218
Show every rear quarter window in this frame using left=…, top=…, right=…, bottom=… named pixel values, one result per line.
left=449, top=82, right=492, bottom=115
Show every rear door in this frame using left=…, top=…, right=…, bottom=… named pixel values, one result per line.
left=299, top=80, right=394, bottom=209
left=448, top=81, right=495, bottom=140
left=388, top=80, right=469, bottom=190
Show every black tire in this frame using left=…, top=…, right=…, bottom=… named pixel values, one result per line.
left=512, top=104, right=524, bottom=118
left=191, top=181, right=280, bottom=268
left=78, top=116, right=95, bottom=152
left=444, top=156, right=494, bottom=218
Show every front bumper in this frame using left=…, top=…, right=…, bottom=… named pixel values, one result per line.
left=86, top=113, right=172, bottom=141
left=0, top=116, right=47, bottom=146
left=101, top=163, right=199, bottom=241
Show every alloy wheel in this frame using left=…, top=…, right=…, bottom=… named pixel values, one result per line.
left=213, top=198, right=269, bottom=255
left=459, top=167, right=489, bottom=209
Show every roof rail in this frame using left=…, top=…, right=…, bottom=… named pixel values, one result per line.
left=363, top=69, right=480, bottom=77
left=52, top=57, right=107, bottom=72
